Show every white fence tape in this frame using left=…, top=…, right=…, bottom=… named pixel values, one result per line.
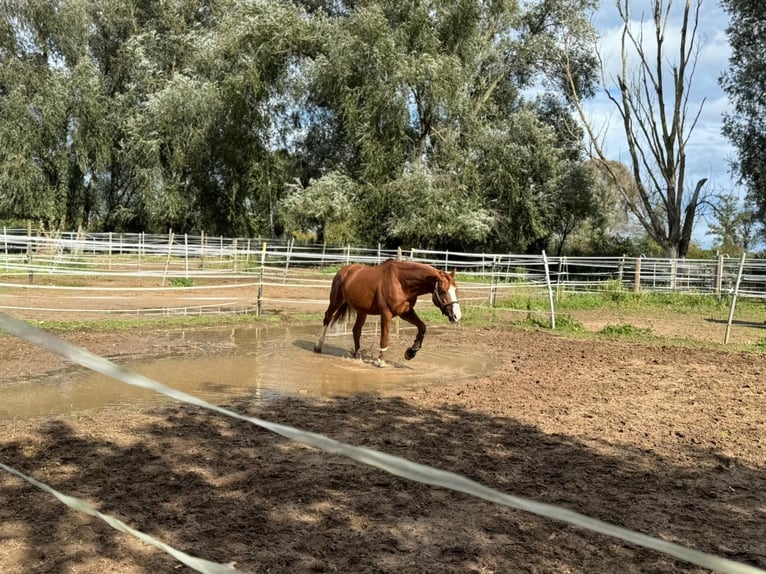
left=0, top=311, right=763, bottom=574
left=0, top=461, right=246, bottom=574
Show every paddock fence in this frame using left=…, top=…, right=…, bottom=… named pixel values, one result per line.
left=2, top=231, right=766, bottom=572
left=1, top=229, right=765, bottom=336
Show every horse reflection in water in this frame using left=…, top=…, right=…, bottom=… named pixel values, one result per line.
left=314, top=259, right=461, bottom=366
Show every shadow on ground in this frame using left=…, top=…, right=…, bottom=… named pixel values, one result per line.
left=1, top=391, right=764, bottom=574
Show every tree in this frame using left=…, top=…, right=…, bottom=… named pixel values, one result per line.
left=380, top=165, right=493, bottom=250
left=280, top=171, right=360, bottom=244
left=719, top=0, right=766, bottom=224
left=0, top=0, right=106, bottom=229
left=564, top=0, right=710, bottom=258
left=301, top=0, right=600, bottom=251
left=547, top=162, right=599, bottom=255
left=706, top=193, right=761, bottom=253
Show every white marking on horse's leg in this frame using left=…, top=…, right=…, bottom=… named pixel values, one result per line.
left=314, top=325, right=328, bottom=352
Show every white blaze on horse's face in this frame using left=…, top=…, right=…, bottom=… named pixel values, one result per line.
left=448, top=285, right=461, bottom=322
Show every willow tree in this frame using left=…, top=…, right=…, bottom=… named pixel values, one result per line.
left=0, top=0, right=109, bottom=229
left=565, top=0, right=709, bottom=258
left=301, top=0, right=600, bottom=251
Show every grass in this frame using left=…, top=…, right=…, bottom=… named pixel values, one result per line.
left=496, top=287, right=764, bottom=317
left=599, top=323, right=654, bottom=338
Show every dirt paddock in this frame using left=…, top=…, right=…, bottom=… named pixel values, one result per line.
left=0, top=303, right=765, bottom=573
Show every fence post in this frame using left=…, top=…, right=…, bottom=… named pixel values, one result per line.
left=670, top=258, right=678, bottom=290
left=3, top=226, right=7, bottom=271
left=542, top=251, right=555, bottom=329
left=161, top=230, right=174, bottom=287
left=283, top=237, right=293, bottom=282
left=724, top=252, right=747, bottom=344
left=633, top=257, right=642, bottom=293
left=555, top=256, right=566, bottom=301
left=489, top=256, right=498, bottom=307
left=26, top=221, right=34, bottom=284
left=233, top=238, right=238, bottom=274
left=715, top=254, right=724, bottom=299
left=200, top=230, right=206, bottom=269
left=618, top=255, right=625, bottom=284
left=257, top=242, right=267, bottom=317
left=184, top=234, right=190, bottom=279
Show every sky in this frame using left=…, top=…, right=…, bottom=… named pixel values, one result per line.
left=585, top=0, right=737, bottom=248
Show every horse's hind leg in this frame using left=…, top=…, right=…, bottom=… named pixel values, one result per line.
left=400, top=310, right=426, bottom=360
left=314, top=324, right=329, bottom=353
left=314, top=298, right=342, bottom=353
left=352, top=313, right=367, bottom=359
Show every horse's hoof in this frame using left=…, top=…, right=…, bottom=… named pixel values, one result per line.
left=313, top=346, right=322, bottom=354
left=373, top=359, right=387, bottom=368
left=404, top=348, right=417, bottom=360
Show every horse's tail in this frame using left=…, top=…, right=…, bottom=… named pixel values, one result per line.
left=329, top=301, right=351, bottom=326
left=326, top=272, right=353, bottom=326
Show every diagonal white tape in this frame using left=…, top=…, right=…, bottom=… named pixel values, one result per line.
left=0, top=462, right=246, bottom=574
left=0, top=311, right=763, bottom=574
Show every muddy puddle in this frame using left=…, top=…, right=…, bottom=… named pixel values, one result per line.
left=0, top=324, right=493, bottom=420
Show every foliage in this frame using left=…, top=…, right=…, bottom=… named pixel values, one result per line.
left=599, top=323, right=653, bottom=338
left=0, top=0, right=609, bottom=254
left=280, top=171, right=360, bottom=245
left=706, top=193, right=761, bottom=254
left=382, top=165, right=493, bottom=249
left=720, top=0, right=766, bottom=226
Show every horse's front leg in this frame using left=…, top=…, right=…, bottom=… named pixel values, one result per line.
left=374, top=312, right=393, bottom=367
left=400, top=310, right=426, bottom=360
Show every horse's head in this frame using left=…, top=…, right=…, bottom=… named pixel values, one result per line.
left=432, top=270, right=462, bottom=323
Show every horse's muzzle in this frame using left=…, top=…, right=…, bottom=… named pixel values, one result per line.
left=444, top=302, right=461, bottom=323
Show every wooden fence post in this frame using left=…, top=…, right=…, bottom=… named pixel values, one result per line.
left=715, top=254, right=724, bottom=300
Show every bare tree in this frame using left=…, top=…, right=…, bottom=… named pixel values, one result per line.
left=564, top=0, right=709, bottom=258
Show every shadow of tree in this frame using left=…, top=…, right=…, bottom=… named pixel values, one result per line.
left=1, top=391, right=764, bottom=574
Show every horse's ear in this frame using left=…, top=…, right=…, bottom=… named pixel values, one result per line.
left=450, top=270, right=456, bottom=279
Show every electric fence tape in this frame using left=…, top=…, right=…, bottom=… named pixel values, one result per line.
left=0, top=461, right=246, bottom=574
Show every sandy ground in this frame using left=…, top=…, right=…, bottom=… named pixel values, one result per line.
left=0, top=303, right=765, bottom=574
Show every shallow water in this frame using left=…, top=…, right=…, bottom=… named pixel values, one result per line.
left=0, top=324, right=492, bottom=420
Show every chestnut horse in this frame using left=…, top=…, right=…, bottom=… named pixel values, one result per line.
left=314, top=259, right=461, bottom=365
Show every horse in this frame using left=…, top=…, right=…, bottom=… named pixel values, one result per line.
left=314, top=259, right=461, bottom=366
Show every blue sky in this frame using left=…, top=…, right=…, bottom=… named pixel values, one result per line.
left=585, top=0, right=737, bottom=248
